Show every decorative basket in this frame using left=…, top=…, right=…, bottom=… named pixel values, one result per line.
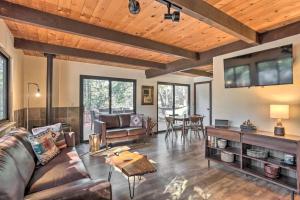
left=264, top=163, right=280, bottom=179
left=283, top=154, right=296, bottom=165
left=246, top=149, right=268, bottom=159
left=221, top=151, right=234, bottom=163
left=217, top=139, right=227, bottom=149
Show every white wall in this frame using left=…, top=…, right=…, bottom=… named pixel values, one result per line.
left=0, top=19, right=24, bottom=119
left=212, top=35, right=300, bottom=135
left=23, top=56, right=194, bottom=122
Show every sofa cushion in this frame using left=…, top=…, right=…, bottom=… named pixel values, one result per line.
left=32, top=123, right=62, bottom=135
left=27, top=147, right=89, bottom=194
left=127, top=127, right=146, bottom=136
left=99, top=115, right=120, bottom=129
left=0, top=149, right=26, bottom=200
left=119, top=114, right=131, bottom=128
left=28, top=130, right=60, bottom=165
left=50, top=130, right=67, bottom=149
left=8, top=128, right=36, bottom=161
left=130, top=114, right=144, bottom=127
left=0, top=129, right=35, bottom=185
left=106, top=128, right=128, bottom=139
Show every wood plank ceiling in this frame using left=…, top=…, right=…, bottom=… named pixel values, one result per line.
left=3, top=0, right=300, bottom=76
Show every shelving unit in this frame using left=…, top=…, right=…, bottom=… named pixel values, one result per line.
left=207, top=145, right=240, bottom=155
left=243, top=166, right=297, bottom=190
left=207, top=149, right=241, bottom=169
left=242, top=154, right=297, bottom=171
left=205, top=126, right=300, bottom=200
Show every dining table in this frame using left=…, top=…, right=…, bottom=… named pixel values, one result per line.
left=170, top=114, right=205, bottom=137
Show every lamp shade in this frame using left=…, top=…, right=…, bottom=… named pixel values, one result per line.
left=270, top=105, right=289, bottom=119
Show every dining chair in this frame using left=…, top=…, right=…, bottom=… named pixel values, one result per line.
left=165, top=116, right=182, bottom=139
left=189, top=115, right=205, bottom=139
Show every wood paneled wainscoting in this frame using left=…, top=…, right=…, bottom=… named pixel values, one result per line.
left=14, top=107, right=80, bottom=144
left=206, top=126, right=300, bottom=200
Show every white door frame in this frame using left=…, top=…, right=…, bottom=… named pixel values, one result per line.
left=194, top=81, right=212, bottom=125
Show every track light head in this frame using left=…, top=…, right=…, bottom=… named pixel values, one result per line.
left=164, top=11, right=180, bottom=22
left=128, top=0, right=140, bottom=15
left=164, top=2, right=180, bottom=22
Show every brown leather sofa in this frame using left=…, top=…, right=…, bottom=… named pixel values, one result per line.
left=0, top=129, right=111, bottom=200
left=94, top=114, right=147, bottom=148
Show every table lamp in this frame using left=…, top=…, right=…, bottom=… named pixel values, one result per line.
left=270, top=105, right=289, bottom=136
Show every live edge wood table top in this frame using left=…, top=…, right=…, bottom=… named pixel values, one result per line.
left=106, top=151, right=156, bottom=177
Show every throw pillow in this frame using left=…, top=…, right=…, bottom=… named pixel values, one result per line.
left=130, top=114, right=144, bottom=127
left=50, top=130, right=67, bottom=149
left=32, top=123, right=62, bottom=135
left=28, top=130, right=60, bottom=165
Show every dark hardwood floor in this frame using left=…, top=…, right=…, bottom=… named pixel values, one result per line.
left=77, top=133, right=299, bottom=200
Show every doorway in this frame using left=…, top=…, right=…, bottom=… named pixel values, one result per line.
left=157, top=82, right=190, bottom=132
left=194, top=81, right=212, bottom=126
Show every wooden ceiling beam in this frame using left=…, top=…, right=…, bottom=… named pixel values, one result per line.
left=14, top=38, right=167, bottom=70
left=157, top=0, right=258, bottom=44
left=145, top=21, right=300, bottom=78
left=0, top=1, right=199, bottom=60
left=181, top=69, right=213, bottom=77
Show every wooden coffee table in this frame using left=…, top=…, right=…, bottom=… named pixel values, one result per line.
left=106, top=151, right=156, bottom=199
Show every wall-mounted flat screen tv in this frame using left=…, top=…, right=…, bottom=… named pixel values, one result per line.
left=224, top=44, right=293, bottom=88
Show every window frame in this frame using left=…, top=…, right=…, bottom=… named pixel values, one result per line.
left=0, top=49, right=10, bottom=124
left=156, top=81, right=191, bottom=132
left=80, top=75, right=137, bottom=114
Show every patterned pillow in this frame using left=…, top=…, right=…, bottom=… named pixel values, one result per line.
left=32, top=123, right=62, bottom=135
left=50, top=130, right=67, bottom=149
left=130, top=114, right=144, bottom=127
left=28, top=130, right=60, bottom=165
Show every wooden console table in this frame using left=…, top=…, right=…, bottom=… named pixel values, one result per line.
left=205, top=126, right=300, bottom=200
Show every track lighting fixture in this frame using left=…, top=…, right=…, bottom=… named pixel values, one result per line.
left=164, top=2, right=180, bottom=22
left=128, top=0, right=140, bottom=15
left=159, top=0, right=181, bottom=22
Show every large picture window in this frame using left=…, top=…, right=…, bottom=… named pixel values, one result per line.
left=80, top=75, right=136, bottom=141
left=0, top=51, right=9, bottom=122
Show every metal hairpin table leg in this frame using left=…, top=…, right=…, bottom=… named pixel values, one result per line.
left=108, top=166, right=113, bottom=181
left=128, top=176, right=136, bottom=199
left=290, top=191, right=294, bottom=200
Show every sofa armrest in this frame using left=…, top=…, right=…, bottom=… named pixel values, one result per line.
left=24, top=178, right=111, bottom=200
left=64, top=131, right=76, bottom=147
left=94, top=120, right=107, bottom=144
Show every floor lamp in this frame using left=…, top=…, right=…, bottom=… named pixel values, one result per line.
left=27, top=82, right=41, bottom=130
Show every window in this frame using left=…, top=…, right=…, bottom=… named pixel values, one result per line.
left=82, top=77, right=136, bottom=114
left=81, top=76, right=136, bottom=140
left=157, top=82, right=190, bottom=131
left=0, top=52, right=8, bottom=122
left=111, top=81, right=134, bottom=113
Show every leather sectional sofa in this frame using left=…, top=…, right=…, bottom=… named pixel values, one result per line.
left=94, top=114, right=147, bottom=148
left=0, top=129, right=111, bottom=200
